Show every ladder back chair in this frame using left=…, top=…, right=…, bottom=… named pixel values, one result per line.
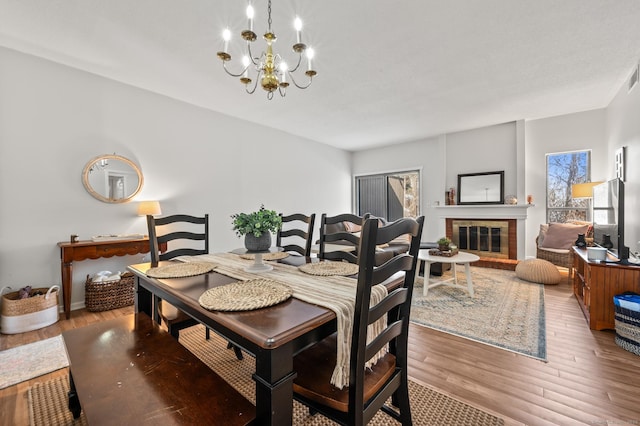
left=147, top=214, right=244, bottom=359
left=276, top=213, right=316, bottom=257
left=318, top=213, right=370, bottom=264
left=293, top=216, right=425, bottom=425
left=147, top=214, right=209, bottom=339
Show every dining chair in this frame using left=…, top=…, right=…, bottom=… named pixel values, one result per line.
left=276, top=213, right=316, bottom=257
left=147, top=214, right=208, bottom=337
left=146, top=214, right=243, bottom=360
left=318, top=213, right=370, bottom=264
left=293, top=215, right=424, bottom=425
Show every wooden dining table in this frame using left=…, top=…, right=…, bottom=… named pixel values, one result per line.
left=128, top=255, right=341, bottom=426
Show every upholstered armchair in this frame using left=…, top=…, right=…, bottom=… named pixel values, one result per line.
left=536, top=222, right=592, bottom=276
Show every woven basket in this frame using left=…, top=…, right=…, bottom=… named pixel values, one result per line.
left=614, top=293, right=640, bottom=356
left=85, top=272, right=135, bottom=312
left=1, top=286, right=60, bottom=334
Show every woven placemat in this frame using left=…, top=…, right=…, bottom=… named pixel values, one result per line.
left=199, top=279, right=293, bottom=311
left=239, top=252, right=290, bottom=261
left=298, top=261, right=359, bottom=276
left=146, top=262, right=216, bottom=278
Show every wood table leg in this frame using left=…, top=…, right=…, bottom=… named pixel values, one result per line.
left=423, top=261, right=433, bottom=296
left=134, top=278, right=153, bottom=319
left=61, top=260, right=72, bottom=320
left=67, top=372, right=82, bottom=419
left=253, top=343, right=296, bottom=425
left=464, top=263, right=475, bottom=296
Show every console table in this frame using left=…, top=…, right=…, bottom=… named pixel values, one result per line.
left=572, top=247, right=640, bottom=330
left=57, top=238, right=164, bottom=319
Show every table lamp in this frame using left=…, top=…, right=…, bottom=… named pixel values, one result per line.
left=571, top=181, right=602, bottom=221
left=137, top=200, right=162, bottom=217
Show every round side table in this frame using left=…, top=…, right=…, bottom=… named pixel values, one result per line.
left=417, top=249, right=480, bottom=297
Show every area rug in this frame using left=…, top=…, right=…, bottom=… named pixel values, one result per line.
left=412, top=266, right=547, bottom=361
left=27, top=325, right=504, bottom=425
left=0, top=335, right=68, bottom=389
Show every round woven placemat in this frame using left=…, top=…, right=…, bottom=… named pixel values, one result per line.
left=146, top=262, right=216, bottom=278
left=199, top=279, right=293, bottom=311
left=239, top=252, right=290, bottom=261
left=298, top=261, right=359, bottom=276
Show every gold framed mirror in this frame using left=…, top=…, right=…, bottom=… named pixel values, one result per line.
left=82, top=154, right=144, bottom=203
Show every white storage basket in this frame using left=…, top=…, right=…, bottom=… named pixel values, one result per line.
left=1, top=286, right=60, bottom=334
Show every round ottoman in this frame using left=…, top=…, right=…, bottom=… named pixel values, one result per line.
left=515, top=258, right=562, bottom=285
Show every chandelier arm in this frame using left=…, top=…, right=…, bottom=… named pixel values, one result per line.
left=245, top=71, right=261, bottom=94
left=288, top=52, right=304, bottom=73
left=222, top=61, right=249, bottom=78
left=278, top=85, right=287, bottom=97
left=287, top=71, right=313, bottom=89
left=247, top=43, right=261, bottom=66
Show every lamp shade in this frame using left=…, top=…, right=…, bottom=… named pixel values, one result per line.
left=137, top=200, right=162, bottom=216
left=571, top=182, right=603, bottom=199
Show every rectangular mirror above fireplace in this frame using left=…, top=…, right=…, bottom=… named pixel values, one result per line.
left=457, top=171, right=505, bottom=205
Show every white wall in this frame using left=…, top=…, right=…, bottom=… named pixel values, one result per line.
left=352, top=123, right=519, bottom=243
left=524, top=109, right=608, bottom=257
left=606, top=71, right=640, bottom=255
left=444, top=122, right=518, bottom=198
left=0, top=46, right=351, bottom=310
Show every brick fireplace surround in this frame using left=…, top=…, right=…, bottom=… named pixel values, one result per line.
left=446, top=218, right=518, bottom=270
left=436, top=205, right=533, bottom=271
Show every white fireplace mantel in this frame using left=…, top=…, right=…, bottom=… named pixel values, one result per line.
left=434, top=204, right=534, bottom=259
left=434, top=204, right=533, bottom=220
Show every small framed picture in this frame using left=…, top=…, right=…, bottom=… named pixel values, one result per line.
left=615, top=147, right=625, bottom=182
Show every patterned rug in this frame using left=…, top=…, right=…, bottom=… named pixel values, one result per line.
left=27, top=326, right=504, bottom=425
left=0, top=335, right=68, bottom=389
left=412, top=266, right=547, bottom=361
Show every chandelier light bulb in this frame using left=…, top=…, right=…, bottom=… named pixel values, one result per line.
left=294, top=17, right=302, bottom=43
left=246, top=5, right=255, bottom=31
left=280, top=62, right=288, bottom=84
left=239, top=55, right=252, bottom=85
left=222, top=28, right=231, bottom=53
left=306, top=47, right=314, bottom=70
left=242, top=55, right=251, bottom=77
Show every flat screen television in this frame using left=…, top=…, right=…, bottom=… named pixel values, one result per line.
left=592, top=178, right=627, bottom=260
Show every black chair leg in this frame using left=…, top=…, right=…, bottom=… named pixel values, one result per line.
left=227, top=341, right=243, bottom=360
left=205, top=328, right=210, bottom=340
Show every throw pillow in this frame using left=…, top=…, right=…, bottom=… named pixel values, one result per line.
left=539, top=222, right=590, bottom=250
left=537, top=224, right=549, bottom=246
left=569, top=220, right=594, bottom=238
left=343, top=221, right=361, bottom=233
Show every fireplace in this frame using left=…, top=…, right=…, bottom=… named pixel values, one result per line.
left=446, top=218, right=517, bottom=261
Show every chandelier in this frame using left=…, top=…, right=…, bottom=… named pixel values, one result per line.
left=216, top=0, right=317, bottom=99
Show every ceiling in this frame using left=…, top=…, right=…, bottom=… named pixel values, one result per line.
left=2, top=0, right=640, bottom=151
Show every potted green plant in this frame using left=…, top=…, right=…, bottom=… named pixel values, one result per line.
left=231, top=205, right=282, bottom=251
left=437, top=237, right=451, bottom=251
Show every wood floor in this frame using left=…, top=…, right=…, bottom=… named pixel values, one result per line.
left=2, top=277, right=640, bottom=425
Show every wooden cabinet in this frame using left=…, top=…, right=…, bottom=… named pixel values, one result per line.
left=572, top=247, right=640, bottom=330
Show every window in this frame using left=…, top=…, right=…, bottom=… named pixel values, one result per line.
left=546, top=150, right=591, bottom=223
left=355, top=170, right=420, bottom=220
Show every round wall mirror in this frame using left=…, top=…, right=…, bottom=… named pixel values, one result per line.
left=82, top=154, right=144, bottom=203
